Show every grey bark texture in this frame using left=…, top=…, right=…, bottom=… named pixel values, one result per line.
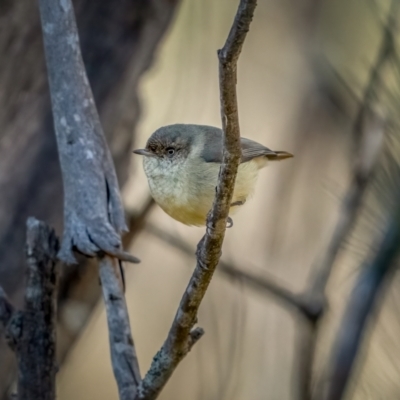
left=99, top=256, right=141, bottom=400
left=0, top=0, right=178, bottom=397
left=38, top=0, right=138, bottom=265
left=16, top=219, right=59, bottom=400
left=0, top=218, right=59, bottom=400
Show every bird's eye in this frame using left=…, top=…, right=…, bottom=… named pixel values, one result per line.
left=166, top=147, right=175, bottom=157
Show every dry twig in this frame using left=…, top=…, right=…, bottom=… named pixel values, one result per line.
left=99, top=256, right=141, bottom=400
left=136, top=1, right=258, bottom=398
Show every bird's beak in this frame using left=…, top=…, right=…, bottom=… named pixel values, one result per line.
left=133, top=149, right=155, bottom=157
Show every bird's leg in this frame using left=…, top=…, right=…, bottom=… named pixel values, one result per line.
left=226, top=199, right=246, bottom=228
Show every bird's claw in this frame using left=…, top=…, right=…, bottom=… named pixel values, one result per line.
left=226, top=217, right=233, bottom=228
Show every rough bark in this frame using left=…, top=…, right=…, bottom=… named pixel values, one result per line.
left=0, top=219, right=59, bottom=400
left=99, top=256, right=141, bottom=400
left=16, top=219, right=59, bottom=400
left=0, top=0, right=178, bottom=397
left=38, top=0, right=139, bottom=264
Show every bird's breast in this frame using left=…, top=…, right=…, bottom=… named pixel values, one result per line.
left=143, top=157, right=206, bottom=225
left=143, top=156, right=263, bottom=226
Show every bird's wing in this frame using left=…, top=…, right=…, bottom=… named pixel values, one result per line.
left=240, top=138, right=276, bottom=163
left=200, top=127, right=283, bottom=163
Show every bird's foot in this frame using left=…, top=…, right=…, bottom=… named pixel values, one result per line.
left=231, top=199, right=245, bottom=207
left=226, top=217, right=233, bottom=228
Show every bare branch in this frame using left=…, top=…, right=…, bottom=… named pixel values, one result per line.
left=321, top=217, right=400, bottom=400
left=136, top=1, right=258, bottom=398
left=16, top=218, right=59, bottom=400
left=38, top=0, right=139, bottom=265
left=99, top=256, right=141, bottom=400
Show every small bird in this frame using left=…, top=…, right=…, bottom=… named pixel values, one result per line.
left=133, top=124, right=293, bottom=226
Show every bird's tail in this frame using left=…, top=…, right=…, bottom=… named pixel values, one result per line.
left=266, top=151, right=294, bottom=161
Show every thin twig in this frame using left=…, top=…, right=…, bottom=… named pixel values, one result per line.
left=136, top=1, right=258, bottom=399
left=38, top=0, right=139, bottom=265
left=141, top=114, right=380, bottom=400
left=17, top=218, right=59, bottom=400
left=99, top=256, right=141, bottom=400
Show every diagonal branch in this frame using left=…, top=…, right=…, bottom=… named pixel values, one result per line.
left=144, top=222, right=308, bottom=315
left=38, top=0, right=139, bottom=265
left=99, top=256, right=141, bottom=400
left=136, top=1, right=258, bottom=399
left=322, top=216, right=400, bottom=400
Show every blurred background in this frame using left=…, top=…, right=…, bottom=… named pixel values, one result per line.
left=1, top=0, right=400, bottom=399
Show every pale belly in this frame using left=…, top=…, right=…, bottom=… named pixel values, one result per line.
left=146, top=159, right=263, bottom=226
left=148, top=177, right=209, bottom=226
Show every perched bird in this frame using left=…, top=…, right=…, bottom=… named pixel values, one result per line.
left=133, top=124, right=293, bottom=226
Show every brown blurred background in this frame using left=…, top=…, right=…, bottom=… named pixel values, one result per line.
left=2, top=0, right=400, bottom=399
